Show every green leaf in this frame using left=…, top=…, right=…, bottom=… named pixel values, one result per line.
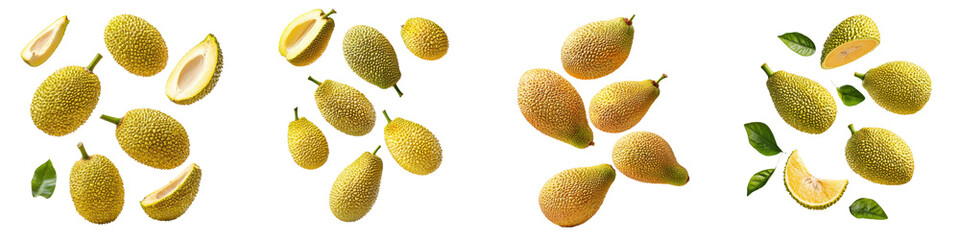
left=744, top=122, right=782, bottom=156
left=837, top=85, right=865, bottom=106
left=778, top=32, right=816, bottom=56
left=31, top=159, right=57, bottom=199
left=747, top=168, right=775, bottom=196
left=850, top=198, right=888, bottom=220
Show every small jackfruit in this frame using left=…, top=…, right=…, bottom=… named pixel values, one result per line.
left=307, top=77, right=376, bottom=136
left=539, top=164, right=615, bottom=227
left=70, top=143, right=124, bottom=224
left=855, top=61, right=931, bottom=115
left=288, top=107, right=329, bottom=169
left=22, top=15, right=69, bottom=67
left=845, top=124, right=914, bottom=185
left=104, top=14, right=168, bottom=77
left=517, top=69, right=593, bottom=148
left=31, top=53, right=102, bottom=136
left=101, top=108, right=190, bottom=169
left=279, top=9, right=336, bottom=66
left=343, top=25, right=403, bottom=97
left=589, top=74, right=667, bottom=133
left=400, top=17, right=448, bottom=60
left=784, top=150, right=848, bottom=210
left=821, top=15, right=880, bottom=69
left=330, top=146, right=384, bottom=222
left=166, top=34, right=223, bottom=105
left=383, top=110, right=442, bottom=175
left=612, top=131, right=688, bottom=186
left=762, top=63, right=837, bottom=134
left=561, top=15, right=635, bottom=80
left=141, top=163, right=202, bottom=221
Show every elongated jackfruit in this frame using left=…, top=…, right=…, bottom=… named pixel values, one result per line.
left=104, top=14, right=168, bottom=76
left=561, top=15, right=635, bottom=80
left=343, top=25, right=403, bottom=96
left=70, top=143, right=124, bottom=224
left=31, top=54, right=102, bottom=136
left=101, top=108, right=190, bottom=169
left=762, top=64, right=836, bottom=134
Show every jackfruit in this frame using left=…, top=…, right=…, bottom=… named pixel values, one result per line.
left=589, top=74, right=667, bottom=133
left=141, top=163, right=202, bottom=221
left=288, top=107, right=329, bottom=169
left=845, top=124, right=914, bottom=185
left=22, top=15, right=68, bottom=67
left=330, top=146, right=384, bottom=222
left=70, top=143, right=124, bottom=224
left=31, top=53, right=102, bottom=136
left=517, top=68, right=593, bottom=148
left=783, top=150, right=847, bottom=210
left=383, top=110, right=442, bottom=175
left=762, top=63, right=836, bottom=134
left=561, top=15, right=635, bottom=80
left=101, top=108, right=189, bottom=169
left=166, top=34, right=223, bottom=105
left=343, top=25, right=403, bottom=96
left=400, top=17, right=448, bottom=60
left=821, top=15, right=880, bottom=69
left=539, top=164, right=615, bottom=227
left=855, top=61, right=931, bottom=115
left=612, top=131, right=688, bottom=186
left=104, top=14, right=167, bottom=77
left=307, top=77, right=377, bottom=136
left=279, top=9, right=336, bottom=66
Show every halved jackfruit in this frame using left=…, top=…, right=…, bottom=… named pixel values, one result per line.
left=820, top=15, right=880, bottom=69
left=279, top=9, right=336, bottom=66
left=166, top=34, right=223, bottom=105
left=22, top=15, right=69, bottom=67
left=140, top=163, right=201, bottom=221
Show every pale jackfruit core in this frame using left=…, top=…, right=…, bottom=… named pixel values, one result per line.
left=166, top=40, right=217, bottom=101
left=821, top=39, right=878, bottom=69
left=142, top=164, right=192, bottom=204
left=280, top=11, right=323, bottom=59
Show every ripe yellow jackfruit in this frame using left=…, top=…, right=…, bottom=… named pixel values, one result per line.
left=762, top=64, right=836, bottom=134
left=104, top=14, right=168, bottom=77
left=22, top=15, right=68, bottom=67
left=561, top=15, right=635, bottom=80
left=31, top=54, right=102, bottom=136
left=141, top=163, right=202, bottom=221
left=855, top=61, right=931, bottom=115
left=279, top=9, right=336, bottom=66
left=383, top=110, right=442, bottom=175
left=821, top=15, right=880, bottom=69
left=166, top=34, right=223, bottom=105
left=517, top=69, right=593, bottom=148
left=288, top=107, right=329, bottom=169
left=539, top=164, right=615, bottom=227
left=307, top=77, right=376, bottom=136
left=101, top=108, right=190, bottom=169
left=589, top=74, right=667, bottom=133
left=845, top=124, right=914, bottom=185
left=784, top=150, right=848, bottom=210
left=612, top=131, right=688, bottom=186
left=70, top=143, right=124, bottom=224
left=343, top=25, right=403, bottom=96
left=401, top=17, right=448, bottom=60
left=330, top=147, right=384, bottom=222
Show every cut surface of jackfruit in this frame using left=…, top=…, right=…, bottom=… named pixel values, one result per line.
left=784, top=150, right=847, bottom=210
left=166, top=34, right=222, bottom=104
left=22, top=16, right=69, bottom=67
left=821, top=39, right=878, bottom=69
left=279, top=9, right=334, bottom=66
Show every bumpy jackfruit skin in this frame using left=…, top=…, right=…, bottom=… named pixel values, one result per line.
left=589, top=80, right=659, bottom=133
left=31, top=66, right=100, bottom=136
left=283, top=9, right=335, bottom=66
left=612, top=131, right=688, bottom=186
left=288, top=117, right=329, bottom=169
left=384, top=117, right=442, bottom=175
left=330, top=152, right=383, bottom=222
left=170, top=34, right=223, bottom=105
left=539, top=164, right=615, bottom=227
left=517, top=69, right=593, bottom=148
left=820, top=15, right=880, bottom=69
left=783, top=150, right=848, bottom=210
left=104, top=14, right=168, bottom=77
left=860, top=61, right=931, bottom=115
left=71, top=154, right=124, bottom=224
left=141, top=163, right=202, bottom=221
left=401, top=17, right=448, bottom=60
left=561, top=16, right=634, bottom=80
left=764, top=65, right=837, bottom=134
left=114, top=108, right=190, bottom=169
left=845, top=126, right=914, bottom=185
left=315, top=79, right=376, bottom=136
left=343, top=25, right=401, bottom=89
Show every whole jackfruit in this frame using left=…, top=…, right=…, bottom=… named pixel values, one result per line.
left=101, top=108, right=190, bottom=169
left=31, top=54, right=102, bottom=136
left=70, top=143, right=124, bottom=224
left=383, top=110, right=442, bottom=175
left=821, top=15, right=880, bottom=69
left=307, top=77, right=376, bottom=136
left=589, top=74, right=667, bottom=133
left=855, top=61, right=931, bottom=115
left=140, top=163, right=202, bottom=221
left=561, top=15, right=635, bottom=80
left=104, top=14, right=168, bottom=77
left=288, top=107, right=329, bottom=169
left=762, top=63, right=837, bottom=134
left=517, top=68, right=593, bottom=148
left=330, top=146, right=384, bottom=222
left=612, top=131, right=688, bottom=186
left=343, top=25, right=403, bottom=96
left=539, top=164, right=616, bottom=227
left=401, top=17, right=448, bottom=60
left=845, top=124, right=914, bottom=185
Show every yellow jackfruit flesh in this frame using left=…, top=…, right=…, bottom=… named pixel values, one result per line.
left=821, top=15, right=880, bottom=69
left=539, top=164, right=615, bottom=227
left=561, top=15, right=635, bottom=80
left=401, top=17, right=448, bottom=60
left=279, top=9, right=335, bottom=66
left=22, top=15, right=69, bottom=67
left=612, top=131, right=688, bottom=186
left=308, top=77, right=376, bottom=136
left=762, top=64, right=836, bottom=134
left=383, top=110, right=442, bottom=175
left=784, top=150, right=848, bottom=210
left=855, top=61, right=931, bottom=115
left=517, top=69, right=593, bottom=148
left=845, top=124, right=914, bottom=185
left=330, top=147, right=384, bottom=222
left=589, top=74, right=667, bottom=133
left=101, top=108, right=190, bottom=169
left=342, top=25, right=403, bottom=97
left=104, top=14, right=168, bottom=77
left=70, top=143, right=124, bottom=224
left=140, top=163, right=202, bottom=221
left=31, top=53, right=102, bottom=136
left=288, top=107, right=329, bottom=169
left=166, top=34, right=223, bottom=105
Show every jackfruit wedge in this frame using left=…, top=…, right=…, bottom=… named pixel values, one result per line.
left=784, top=150, right=847, bottom=210
left=279, top=9, right=336, bottom=66
left=166, top=34, right=223, bottom=105
left=22, top=15, right=69, bottom=67
left=141, top=163, right=201, bottom=221
left=820, top=15, right=880, bottom=69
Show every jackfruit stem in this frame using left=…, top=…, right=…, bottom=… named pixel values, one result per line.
left=100, top=114, right=121, bottom=125
left=761, top=63, right=774, bottom=78
left=393, top=85, right=404, bottom=97
left=294, top=107, right=299, bottom=120
left=323, top=9, right=337, bottom=19
left=307, top=76, right=322, bottom=86
left=383, top=110, right=392, bottom=123
left=626, top=14, right=636, bottom=25
left=848, top=124, right=857, bottom=135
left=654, top=73, right=668, bottom=87
left=854, top=72, right=866, bottom=80
left=373, top=145, right=381, bottom=155
left=87, top=53, right=103, bottom=72
left=77, top=142, right=90, bottom=160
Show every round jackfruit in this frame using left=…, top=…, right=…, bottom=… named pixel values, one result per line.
left=845, top=125, right=914, bottom=185
left=517, top=69, right=593, bottom=148
left=539, top=164, right=615, bottom=227
left=309, top=77, right=376, bottom=136
left=342, top=25, right=402, bottom=90
left=70, top=143, right=124, bottom=224
left=31, top=54, right=102, bottom=136
left=141, top=163, right=202, bottom=221
left=330, top=148, right=383, bottom=222
left=561, top=15, right=635, bottom=80
left=856, top=61, right=931, bottom=115
left=279, top=9, right=336, bottom=66
left=762, top=64, right=836, bottom=134
left=611, top=131, right=688, bottom=186
left=820, top=15, right=880, bottom=69
left=104, top=14, right=168, bottom=77
left=102, top=108, right=190, bottom=169
left=383, top=111, right=442, bottom=175
left=401, top=17, right=448, bottom=60
left=166, top=34, right=223, bottom=105
left=288, top=107, right=329, bottom=169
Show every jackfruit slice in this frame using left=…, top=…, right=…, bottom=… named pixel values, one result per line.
left=140, top=163, right=201, bottom=221
left=784, top=150, right=847, bottom=210
left=22, top=15, right=69, bottom=67
left=166, top=34, right=222, bottom=105
left=279, top=9, right=335, bottom=66
left=820, top=15, right=880, bottom=69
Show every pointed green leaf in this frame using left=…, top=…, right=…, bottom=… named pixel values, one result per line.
left=850, top=198, right=888, bottom=220
left=778, top=32, right=816, bottom=56
left=31, top=159, right=57, bottom=198
left=744, top=122, right=782, bottom=156
left=747, top=168, right=775, bottom=196
left=837, top=85, right=866, bottom=106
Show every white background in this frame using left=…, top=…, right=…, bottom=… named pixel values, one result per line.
left=2, top=0, right=957, bottom=238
